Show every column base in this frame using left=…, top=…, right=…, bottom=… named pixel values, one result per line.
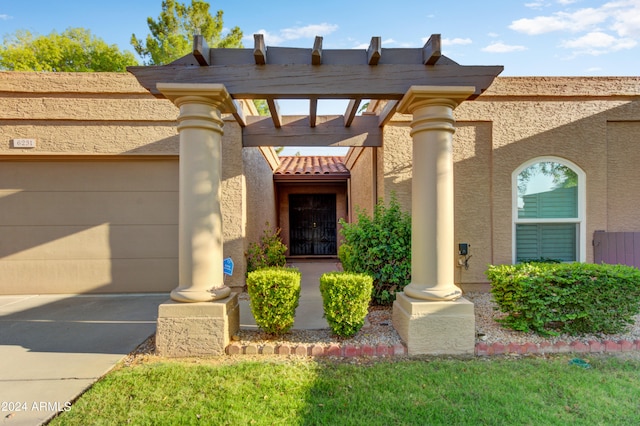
left=392, top=292, right=475, bottom=356
left=404, top=283, right=462, bottom=301
left=170, top=285, right=231, bottom=303
left=156, top=294, right=239, bottom=357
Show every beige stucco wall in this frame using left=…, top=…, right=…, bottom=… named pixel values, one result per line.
left=0, top=72, right=251, bottom=293
left=352, top=77, right=640, bottom=290
left=3, top=72, right=639, bottom=293
left=244, top=146, right=278, bottom=267
left=345, top=147, right=376, bottom=218
left=0, top=72, right=179, bottom=155
left=605, top=121, right=640, bottom=231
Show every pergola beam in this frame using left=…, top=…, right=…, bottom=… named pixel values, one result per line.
left=267, top=98, right=282, bottom=128
left=254, top=34, right=266, bottom=65
left=243, top=115, right=382, bottom=147
left=378, top=100, right=399, bottom=127
left=367, top=37, right=381, bottom=65
left=344, top=98, right=361, bottom=127
left=312, top=36, right=323, bottom=65
left=423, top=34, right=442, bottom=65
left=131, top=63, right=502, bottom=99
left=310, top=98, right=318, bottom=127
left=231, top=100, right=246, bottom=128
left=193, top=35, right=210, bottom=66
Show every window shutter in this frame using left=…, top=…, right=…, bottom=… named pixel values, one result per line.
left=516, top=224, right=577, bottom=262
left=519, top=187, right=577, bottom=219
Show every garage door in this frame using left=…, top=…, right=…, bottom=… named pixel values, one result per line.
left=0, top=159, right=178, bottom=294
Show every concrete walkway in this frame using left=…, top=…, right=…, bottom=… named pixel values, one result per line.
left=239, top=260, right=342, bottom=330
left=0, top=293, right=167, bottom=426
left=0, top=262, right=339, bottom=425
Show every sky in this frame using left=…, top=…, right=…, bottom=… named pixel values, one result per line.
left=1, top=0, right=639, bottom=154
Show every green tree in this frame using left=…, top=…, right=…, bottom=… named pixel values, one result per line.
left=131, top=0, right=243, bottom=65
left=0, top=28, right=138, bottom=72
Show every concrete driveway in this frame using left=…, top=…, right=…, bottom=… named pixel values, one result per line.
left=0, top=293, right=167, bottom=425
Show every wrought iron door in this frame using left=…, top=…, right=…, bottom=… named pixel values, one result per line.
left=289, top=194, right=337, bottom=256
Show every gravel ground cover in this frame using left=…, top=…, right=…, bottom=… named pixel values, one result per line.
left=126, top=292, right=640, bottom=360
left=232, top=292, right=640, bottom=350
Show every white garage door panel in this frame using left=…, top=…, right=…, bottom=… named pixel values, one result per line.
left=0, top=224, right=178, bottom=260
left=0, top=160, right=178, bottom=295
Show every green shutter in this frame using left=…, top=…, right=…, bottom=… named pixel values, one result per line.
left=516, top=223, right=577, bottom=262
left=519, top=187, right=577, bottom=219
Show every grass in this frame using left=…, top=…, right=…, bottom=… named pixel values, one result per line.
left=51, top=355, right=640, bottom=425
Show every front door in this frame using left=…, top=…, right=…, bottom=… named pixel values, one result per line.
left=289, top=194, right=337, bottom=256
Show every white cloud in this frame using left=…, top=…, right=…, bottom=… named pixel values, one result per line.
left=442, top=37, right=473, bottom=46
left=252, top=23, right=338, bottom=46
left=510, top=0, right=640, bottom=56
left=525, top=1, right=550, bottom=9
left=280, top=23, right=338, bottom=41
left=351, top=38, right=401, bottom=49
left=509, top=8, right=606, bottom=35
left=481, top=42, right=528, bottom=53
left=608, top=1, right=640, bottom=38
left=487, top=32, right=500, bottom=38
left=560, top=31, right=637, bottom=54
left=0, top=14, right=12, bottom=20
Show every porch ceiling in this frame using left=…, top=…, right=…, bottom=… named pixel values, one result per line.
left=128, top=34, right=503, bottom=147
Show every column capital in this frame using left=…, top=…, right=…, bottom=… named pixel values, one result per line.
left=157, top=83, right=237, bottom=113
left=397, top=86, right=476, bottom=114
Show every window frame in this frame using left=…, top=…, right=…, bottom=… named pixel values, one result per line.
left=512, top=156, right=586, bottom=263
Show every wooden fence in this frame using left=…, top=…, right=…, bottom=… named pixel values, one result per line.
left=593, top=231, right=640, bottom=268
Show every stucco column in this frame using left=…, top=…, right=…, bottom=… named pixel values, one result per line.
left=158, top=83, right=237, bottom=302
left=397, top=86, right=475, bottom=301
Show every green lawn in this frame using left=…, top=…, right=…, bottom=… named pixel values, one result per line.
left=52, top=355, right=640, bottom=425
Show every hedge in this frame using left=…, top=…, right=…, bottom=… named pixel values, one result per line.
left=486, top=262, right=640, bottom=336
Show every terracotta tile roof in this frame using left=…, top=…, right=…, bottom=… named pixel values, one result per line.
left=274, top=156, right=350, bottom=180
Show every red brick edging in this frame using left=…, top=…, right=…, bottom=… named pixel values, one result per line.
left=475, top=339, right=640, bottom=356
left=226, top=342, right=407, bottom=357
left=226, top=339, right=640, bottom=357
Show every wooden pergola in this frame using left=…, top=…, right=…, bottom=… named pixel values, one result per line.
left=128, top=34, right=503, bottom=148
left=131, top=35, right=503, bottom=356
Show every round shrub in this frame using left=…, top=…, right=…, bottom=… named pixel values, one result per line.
left=320, top=272, right=373, bottom=338
left=246, top=267, right=300, bottom=335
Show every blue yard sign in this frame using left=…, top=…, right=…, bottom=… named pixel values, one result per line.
left=223, top=257, right=234, bottom=276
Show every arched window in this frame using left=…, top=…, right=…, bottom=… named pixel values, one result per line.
left=512, top=157, right=586, bottom=263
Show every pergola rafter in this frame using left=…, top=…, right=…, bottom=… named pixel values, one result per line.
left=128, top=34, right=503, bottom=147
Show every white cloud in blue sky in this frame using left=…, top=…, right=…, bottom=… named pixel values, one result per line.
left=1, top=0, right=639, bottom=76
left=251, top=23, right=338, bottom=46
left=509, top=0, right=640, bottom=56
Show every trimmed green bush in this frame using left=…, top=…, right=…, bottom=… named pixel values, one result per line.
left=339, top=195, right=411, bottom=305
left=246, top=223, right=287, bottom=274
left=486, top=262, right=640, bottom=336
left=320, top=272, right=373, bottom=338
left=246, top=267, right=301, bottom=335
